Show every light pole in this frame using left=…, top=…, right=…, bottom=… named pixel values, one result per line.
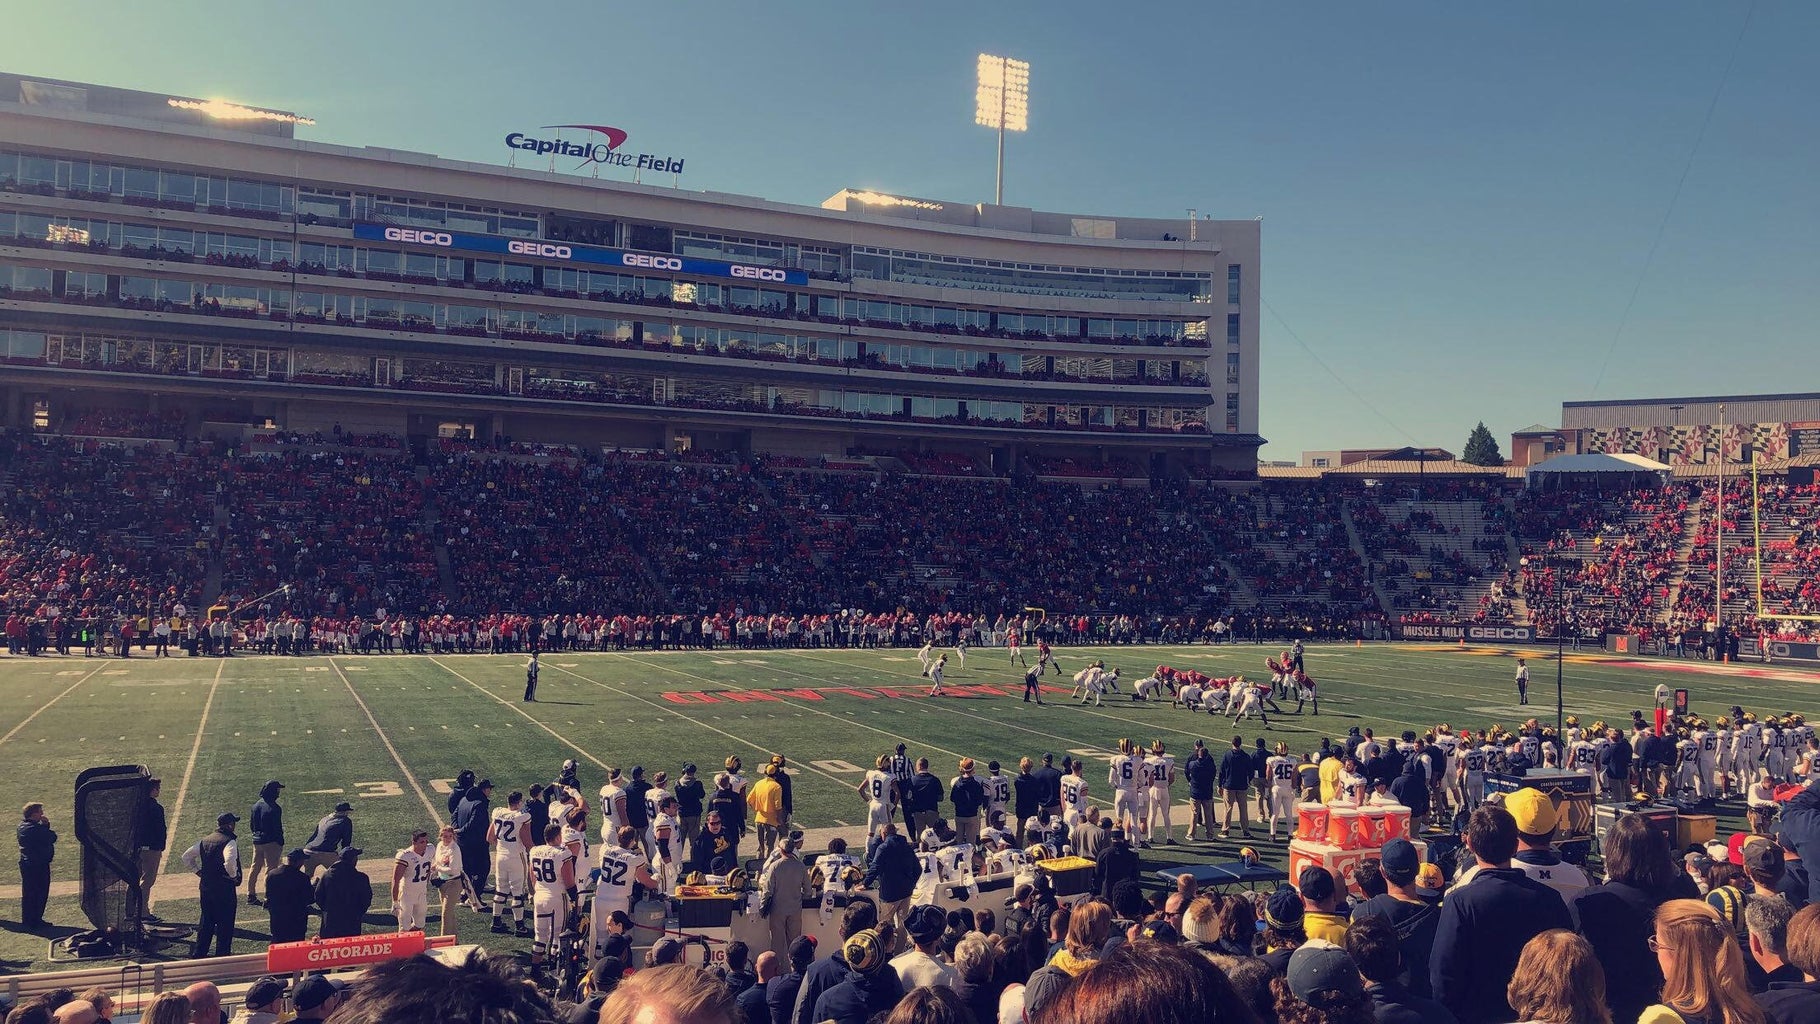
left=975, top=54, right=1029, bottom=205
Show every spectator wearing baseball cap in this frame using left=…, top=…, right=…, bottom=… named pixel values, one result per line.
left=1351, top=838, right=1442, bottom=998
left=232, top=977, right=285, bottom=1024
left=1299, top=866, right=1350, bottom=944
left=1282, top=941, right=1370, bottom=1020
left=1261, top=885, right=1309, bottom=975
left=1431, top=806, right=1572, bottom=1024
left=289, top=975, right=347, bottom=1021
left=301, top=801, right=355, bottom=880
left=313, top=846, right=372, bottom=939
left=891, top=905, right=957, bottom=990
left=812, top=926, right=905, bottom=1024
left=1506, top=788, right=1591, bottom=901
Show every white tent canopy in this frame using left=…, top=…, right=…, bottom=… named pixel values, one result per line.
left=1525, top=452, right=1673, bottom=488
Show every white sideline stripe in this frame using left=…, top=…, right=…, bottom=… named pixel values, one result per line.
left=152, top=659, right=226, bottom=907
left=428, top=656, right=614, bottom=774
left=0, top=661, right=114, bottom=748
left=330, top=659, right=441, bottom=823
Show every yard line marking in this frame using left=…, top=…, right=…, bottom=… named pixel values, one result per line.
left=329, top=660, right=440, bottom=823
left=428, top=657, right=615, bottom=774
left=152, top=658, right=226, bottom=907
left=0, top=661, right=115, bottom=748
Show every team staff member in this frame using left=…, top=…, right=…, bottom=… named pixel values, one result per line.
left=674, top=763, right=705, bottom=845
left=264, top=847, right=314, bottom=942
left=182, top=812, right=242, bottom=958
left=454, top=780, right=494, bottom=898
left=314, top=848, right=373, bottom=939
left=135, top=778, right=167, bottom=922
left=302, top=802, right=354, bottom=879
left=17, top=801, right=56, bottom=930
left=246, top=780, right=284, bottom=906
left=392, top=829, right=434, bottom=933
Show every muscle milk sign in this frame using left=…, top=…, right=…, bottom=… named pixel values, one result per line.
left=506, top=123, right=686, bottom=175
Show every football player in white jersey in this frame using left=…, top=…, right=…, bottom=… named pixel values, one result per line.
left=647, top=796, right=682, bottom=894
left=592, top=826, right=657, bottom=960
left=1071, top=663, right=1101, bottom=701
left=1133, top=671, right=1169, bottom=702
left=391, top=828, right=433, bottom=933
left=983, top=760, right=1012, bottom=826
left=488, top=791, right=533, bottom=937
left=1767, top=719, right=1791, bottom=781
left=925, top=655, right=949, bottom=697
left=1176, top=679, right=1205, bottom=712
left=526, top=824, right=575, bottom=964
left=560, top=808, right=592, bottom=891
left=1713, top=721, right=1735, bottom=796
left=1109, top=739, right=1141, bottom=834
left=1674, top=731, right=1699, bottom=796
left=1264, top=742, right=1299, bottom=840
left=1230, top=679, right=1269, bottom=726
left=642, top=772, right=672, bottom=835
left=1460, top=733, right=1491, bottom=809
left=598, top=768, right=628, bottom=846
left=859, top=755, right=897, bottom=832
left=1145, top=742, right=1176, bottom=844
left=1061, top=760, right=1090, bottom=830
left=1692, top=720, right=1720, bottom=799
left=917, top=640, right=935, bottom=674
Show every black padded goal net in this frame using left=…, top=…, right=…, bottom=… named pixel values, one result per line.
left=74, top=764, right=152, bottom=936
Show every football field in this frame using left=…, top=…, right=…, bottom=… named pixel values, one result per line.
left=1, top=640, right=1815, bottom=973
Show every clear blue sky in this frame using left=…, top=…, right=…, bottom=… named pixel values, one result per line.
left=5, top=1, right=1814, bottom=460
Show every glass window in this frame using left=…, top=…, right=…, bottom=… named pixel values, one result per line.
left=1228, top=264, right=1241, bottom=304
left=1227, top=313, right=1240, bottom=345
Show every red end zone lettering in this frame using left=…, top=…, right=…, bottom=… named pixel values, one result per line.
left=661, top=691, right=724, bottom=704
left=720, top=690, right=781, bottom=703
left=771, top=688, right=825, bottom=701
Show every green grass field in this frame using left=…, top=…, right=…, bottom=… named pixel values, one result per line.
left=1, top=640, right=1815, bottom=974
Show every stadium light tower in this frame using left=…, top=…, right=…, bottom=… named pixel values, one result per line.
left=975, top=54, right=1029, bottom=206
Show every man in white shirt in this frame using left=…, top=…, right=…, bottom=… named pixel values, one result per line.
left=1505, top=789, right=1589, bottom=901
left=1145, top=742, right=1176, bottom=845
left=526, top=824, right=575, bottom=965
left=891, top=905, right=958, bottom=990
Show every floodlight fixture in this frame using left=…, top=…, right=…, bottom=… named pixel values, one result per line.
left=975, top=54, right=1029, bottom=204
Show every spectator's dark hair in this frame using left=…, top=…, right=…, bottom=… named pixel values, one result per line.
left=1349, top=860, right=1386, bottom=901
left=39, top=992, right=73, bottom=1013
left=1111, top=880, right=1148, bottom=920
left=1342, top=916, right=1401, bottom=983
left=1050, top=904, right=1073, bottom=940
left=318, top=952, right=555, bottom=1024
left=975, top=908, right=996, bottom=937
left=841, top=897, right=878, bottom=939
left=1042, top=941, right=1262, bottom=1024
left=6, top=1007, right=52, bottom=1024
left=1270, top=974, right=1372, bottom=1024
left=1207, top=955, right=1276, bottom=1024
left=1602, top=813, right=1679, bottom=893
left=882, top=984, right=973, bottom=1024
left=1466, top=805, right=1519, bottom=865
left=1219, top=895, right=1257, bottom=948
left=1705, top=862, right=1746, bottom=892
left=724, top=940, right=749, bottom=972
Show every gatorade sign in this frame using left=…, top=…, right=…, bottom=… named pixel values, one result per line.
left=267, top=931, right=427, bottom=972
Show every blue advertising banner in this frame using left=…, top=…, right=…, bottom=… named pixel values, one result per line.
left=353, top=223, right=809, bottom=287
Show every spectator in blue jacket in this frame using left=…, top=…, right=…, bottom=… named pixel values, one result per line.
left=1347, top=914, right=1458, bottom=1024
left=1219, top=736, right=1256, bottom=838
left=1186, top=741, right=1219, bottom=840
left=791, top=899, right=877, bottom=1024
left=1430, top=805, right=1571, bottom=1024
left=246, top=779, right=284, bottom=907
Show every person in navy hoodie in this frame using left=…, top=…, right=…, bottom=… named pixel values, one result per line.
left=1430, top=805, right=1571, bottom=1024
left=1347, top=914, right=1457, bottom=1024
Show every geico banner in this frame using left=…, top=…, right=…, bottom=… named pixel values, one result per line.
left=1393, top=622, right=1535, bottom=642
left=1741, top=639, right=1820, bottom=664
left=352, top=223, right=809, bottom=286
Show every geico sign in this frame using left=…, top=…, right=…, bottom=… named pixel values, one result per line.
left=383, top=227, right=452, bottom=247
left=730, top=265, right=788, bottom=282
left=507, top=240, right=573, bottom=259
left=621, top=253, right=683, bottom=271
left=1466, top=626, right=1533, bottom=641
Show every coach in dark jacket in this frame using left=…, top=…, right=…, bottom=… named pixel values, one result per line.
left=689, top=811, right=738, bottom=874
left=1390, top=762, right=1430, bottom=823
left=16, top=802, right=56, bottom=930
left=1033, top=755, right=1064, bottom=818
left=1431, top=807, right=1570, bottom=1024
left=265, top=847, right=314, bottom=942
left=907, top=761, right=945, bottom=838
left=1598, top=732, right=1633, bottom=796
left=313, top=847, right=373, bottom=938
left=1013, top=762, right=1040, bottom=824
left=453, top=780, right=493, bottom=895
left=863, top=828, right=919, bottom=905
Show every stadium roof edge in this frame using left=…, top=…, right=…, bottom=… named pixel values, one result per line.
left=1562, top=391, right=1820, bottom=409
